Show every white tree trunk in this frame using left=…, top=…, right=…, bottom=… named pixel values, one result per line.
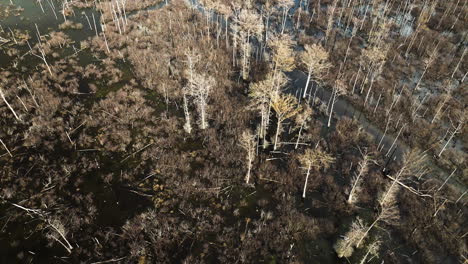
left=0, top=89, right=21, bottom=121
left=302, top=165, right=311, bottom=198
left=183, top=93, right=192, bottom=133
left=327, top=90, right=337, bottom=127
left=303, top=68, right=312, bottom=98
left=246, top=154, right=253, bottom=184
left=273, top=120, right=281, bottom=150
left=295, top=123, right=304, bottom=149
left=438, top=122, right=461, bottom=157
left=200, top=100, right=207, bottom=129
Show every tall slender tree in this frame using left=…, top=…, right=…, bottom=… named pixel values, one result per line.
left=360, top=43, right=389, bottom=106
left=187, top=73, right=215, bottom=130
left=239, top=130, right=257, bottom=184
left=299, top=44, right=331, bottom=98
left=271, top=94, right=300, bottom=150
left=294, top=104, right=313, bottom=149
left=347, top=151, right=372, bottom=204
left=298, top=147, right=335, bottom=198
left=249, top=73, right=277, bottom=145
left=269, top=33, right=296, bottom=89
left=233, top=9, right=264, bottom=80
left=277, top=0, right=295, bottom=34
left=327, top=77, right=348, bottom=127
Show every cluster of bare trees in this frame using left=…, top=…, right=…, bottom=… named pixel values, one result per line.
left=183, top=50, right=216, bottom=131
left=335, top=149, right=430, bottom=260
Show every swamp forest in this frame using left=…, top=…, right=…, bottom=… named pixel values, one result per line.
left=0, top=0, right=467, bottom=263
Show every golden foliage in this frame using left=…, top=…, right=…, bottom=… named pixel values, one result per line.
left=249, top=73, right=277, bottom=103
left=301, top=44, right=332, bottom=81
left=298, top=148, right=335, bottom=170
left=271, top=94, right=300, bottom=122
left=234, top=9, right=264, bottom=39
left=269, top=33, right=296, bottom=72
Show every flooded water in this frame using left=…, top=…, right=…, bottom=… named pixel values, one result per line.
left=0, top=0, right=465, bottom=263
left=0, top=0, right=101, bottom=68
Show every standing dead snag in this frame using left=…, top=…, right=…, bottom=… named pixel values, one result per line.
left=359, top=239, right=381, bottom=264
left=355, top=180, right=400, bottom=248
left=249, top=74, right=277, bottom=146
left=298, top=148, right=335, bottom=198
left=336, top=150, right=425, bottom=258
left=239, top=130, right=257, bottom=184
left=183, top=50, right=201, bottom=134
left=333, top=217, right=367, bottom=258
left=431, top=79, right=454, bottom=124
left=325, top=0, right=338, bottom=45
left=268, top=33, right=296, bottom=89
left=187, top=73, right=215, bottom=130
left=277, top=0, right=294, bottom=34
left=359, top=44, right=389, bottom=106
left=335, top=183, right=399, bottom=259
left=271, top=94, right=300, bottom=150
left=233, top=9, right=264, bottom=80
left=46, top=217, right=74, bottom=254
left=216, top=3, right=233, bottom=48
left=415, top=45, right=438, bottom=91
left=0, top=138, right=13, bottom=157
left=438, top=114, right=465, bottom=157
left=182, top=87, right=192, bottom=134
left=28, top=24, right=53, bottom=76
left=348, top=151, right=372, bottom=204
left=299, top=44, right=331, bottom=99
left=0, top=87, right=21, bottom=121
left=327, top=78, right=348, bottom=127
left=355, top=150, right=427, bottom=249
left=294, top=104, right=313, bottom=149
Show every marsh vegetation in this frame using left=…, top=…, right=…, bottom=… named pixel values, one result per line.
left=0, top=0, right=466, bottom=263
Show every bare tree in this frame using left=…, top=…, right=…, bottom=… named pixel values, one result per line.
left=0, top=138, right=13, bottom=157
left=415, top=44, right=438, bottom=91
left=327, top=77, right=348, bottom=127
left=359, top=43, right=389, bottom=106
left=348, top=150, right=372, bottom=204
left=187, top=73, right=215, bottom=130
left=294, top=104, right=313, bottom=149
left=431, top=79, right=454, bottom=124
left=249, top=73, right=277, bottom=145
left=183, top=50, right=201, bottom=134
left=355, top=181, right=400, bottom=248
left=239, top=130, right=257, bottom=184
left=298, top=147, right=335, bottom=198
left=233, top=9, right=264, bottom=80
left=269, top=33, right=296, bottom=88
left=277, top=0, right=294, bottom=34
left=334, top=217, right=367, bottom=258
left=182, top=87, right=192, bottom=134
left=27, top=25, right=53, bottom=76
left=271, top=94, right=300, bottom=150
left=0, top=87, right=21, bottom=121
left=217, top=3, right=233, bottom=48
left=46, top=217, right=74, bottom=254
left=325, top=0, right=338, bottom=45
left=438, top=113, right=465, bottom=157
left=299, top=44, right=331, bottom=98
left=359, top=238, right=381, bottom=264
left=11, top=204, right=73, bottom=253
left=335, top=150, right=426, bottom=258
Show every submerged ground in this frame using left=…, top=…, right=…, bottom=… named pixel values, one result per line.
left=0, top=0, right=466, bottom=263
